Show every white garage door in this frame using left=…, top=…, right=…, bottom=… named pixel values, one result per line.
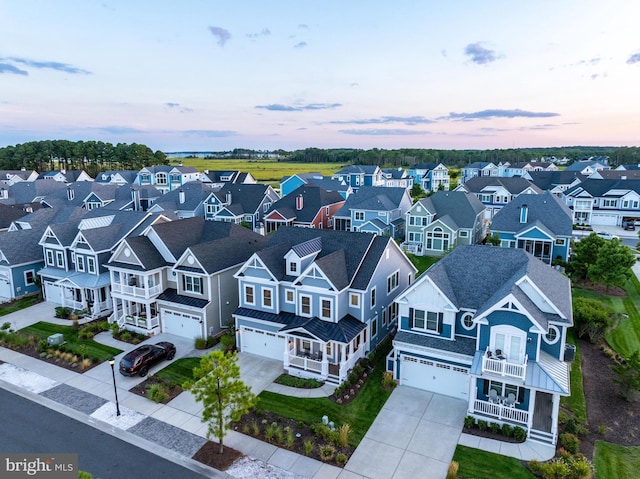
left=240, top=327, right=285, bottom=361
left=591, top=213, right=619, bottom=226
left=161, top=310, right=202, bottom=339
left=400, top=355, right=469, bottom=400
left=43, top=281, right=62, bottom=304
left=0, top=279, right=11, bottom=302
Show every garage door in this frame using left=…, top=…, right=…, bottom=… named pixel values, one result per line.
left=240, top=327, right=285, bottom=361
left=591, top=213, right=618, bottom=226
left=400, top=355, right=469, bottom=400
left=43, top=281, right=62, bottom=304
left=161, top=310, right=202, bottom=339
left=0, top=279, right=11, bottom=302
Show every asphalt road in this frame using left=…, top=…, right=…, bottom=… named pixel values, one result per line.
left=0, top=388, right=211, bottom=479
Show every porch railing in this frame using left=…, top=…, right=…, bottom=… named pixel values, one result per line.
left=120, top=314, right=159, bottom=330
left=473, top=399, right=529, bottom=424
left=288, top=354, right=322, bottom=373
left=339, top=347, right=364, bottom=380
left=112, top=283, right=162, bottom=299
left=482, top=350, right=527, bottom=381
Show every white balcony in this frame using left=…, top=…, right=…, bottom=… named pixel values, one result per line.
left=473, top=399, right=529, bottom=425
left=482, top=349, right=527, bottom=382
left=112, top=282, right=162, bottom=299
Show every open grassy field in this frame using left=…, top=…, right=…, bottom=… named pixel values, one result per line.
left=594, top=442, right=640, bottom=479
left=167, top=158, right=344, bottom=184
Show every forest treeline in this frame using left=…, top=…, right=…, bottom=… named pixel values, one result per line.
left=0, top=140, right=167, bottom=175
left=1, top=141, right=640, bottom=173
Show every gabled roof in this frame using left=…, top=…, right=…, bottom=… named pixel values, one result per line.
left=114, top=236, right=167, bottom=270
left=525, top=170, right=587, bottom=190
left=12, top=205, right=88, bottom=231
left=94, top=171, right=137, bottom=184
left=208, top=183, right=273, bottom=215
left=491, top=192, right=573, bottom=237
left=458, top=176, right=542, bottom=195
left=334, top=186, right=408, bottom=217
left=334, top=165, right=380, bottom=175
left=416, top=191, right=484, bottom=229
left=594, top=170, right=640, bottom=180
left=0, top=228, right=47, bottom=265
left=412, top=162, right=444, bottom=171
left=151, top=181, right=214, bottom=212
left=0, top=179, right=67, bottom=205
left=565, top=160, right=608, bottom=171
left=564, top=178, right=640, bottom=197
left=463, top=162, right=496, bottom=170
left=266, top=185, right=344, bottom=223
left=0, top=203, right=41, bottom=229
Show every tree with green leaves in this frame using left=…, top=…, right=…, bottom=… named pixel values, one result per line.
left=587, top=238, right=636, bottom=290
left=410, top=182, right=426, bottom=201
left=486, top=232, right=501, bottom=246
left=183, top=351, right=256, bottom=454
left=611, top=350, right=640, bottom=402
left=572, top=296, right=613, bottom=342
left=569, top=233, right=605, bottom=281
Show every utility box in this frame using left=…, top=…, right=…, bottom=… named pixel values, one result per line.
left=564, top=343, right=576, bottom=362
left=47, top=333, right=64, bottom=346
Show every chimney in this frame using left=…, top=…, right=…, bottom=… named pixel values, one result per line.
left=67, top=186, right=74, bottom=201
left=296, top=194, right=304, bottom=211
left=131, top=188, right=140, bottom=211
left=179, top=188, right=185, bottom=204
left=520, top=204, right=528, bottom=223
left=225, top=191, right=232, bottom=205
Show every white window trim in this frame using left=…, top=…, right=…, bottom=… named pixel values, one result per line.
left=371, top=315, right=378, bottom=338
left=262, top=287, right=273, bottom=308
left=370, top=286, right=376, bottom=308
left=544, top=325, right=560, bottom=345
left=55, top=251, right=64, bottom=268
left=24, top=270, right=35, bottom=286
left=244, top=284, right=255, bottom=306
left=300, top=294, right=312, bottom=317
left=87, top=257, right=96, bottom=274
left=285, top=289, right=295, bottom=304
left=320, top=297, right=333, bottom=320
left=461, top=312, right=475, bottom=331
left=46, top=250, right=54, bottom=266
left=76, top=255, right=85, bottom=272
left=350, top=293, right=359, bottom=308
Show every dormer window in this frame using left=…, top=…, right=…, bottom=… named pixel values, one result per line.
left=287, top=261, right=299, bottom=276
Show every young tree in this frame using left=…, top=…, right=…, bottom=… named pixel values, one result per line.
left=588, top=238, right=636, bottom=290
left=611, top=350, right=640, bottom=402
left=570, top=233, right=605, bottom=281
left=486, top=232, right=501, bottom=246
left=183, top=351, right=256, bottom=453
left=572, top=297, right=613, bottom=342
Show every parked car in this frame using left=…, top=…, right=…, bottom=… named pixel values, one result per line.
left=119, top=341, right=176, bottom=377
left=623, top=221, right=636, bottom=231
left=596, top=231, right=619, bottom=240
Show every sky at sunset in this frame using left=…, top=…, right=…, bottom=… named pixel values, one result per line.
left=2, top=0, right=640, bottom=152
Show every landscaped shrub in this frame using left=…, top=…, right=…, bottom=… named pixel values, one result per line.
left=220, top=332, right=235, bottom=351
left=37, top=339, right=48, bottom=353
left=335, top=453, right=348, bottom=466
left=501, top=423, right=513, bottom=437
left=513, top=426, right=526, bottom=442
left=319, top=444, right=336, bottom=462
left=489, top=422, right=500, bottom=434
left=446, top=461, right=459, bottom=479
left=559, top=432, right=580, bottom=454
left=303, top=439, right=315, bottom=455
left=381, top=371, right=396, bottom=390
left=147, top=383, right=169, bottom=403
left=119, top=332, right=132, bottom=342
left=1, top=321, right=11, bottom=330
left=274, top=425, right=284, bottom=444
left=194, top=337, right=207, bottom=349
left=275, top=374, right=323, bottom=389
left=54, top=306, right=71, bottom=319
left=265, top=422, right=278, bottom=441
left=477, top=420, right=488, bottom=431
left=463, top=415, right=476, bottom=429
left=338, top=423, right=351, bottom=447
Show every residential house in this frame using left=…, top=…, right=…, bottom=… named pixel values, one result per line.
left=0, top=180, right=68, bottom=206
left=94, top=170, right=138, bottom=186
left=135, top=165, right=200, bottom=194
left=403, top=191, right=485, bottom=256
left=148, top=181, right=218, bottom=219
left=408, top=163, right=450, bottom=192
left=455, top=177, right=542, bottom=221
left=381, top=168, right=413, bottom=189
left=332, top=165, right=384, bottom=192
left=200, top=170, right=256, bottom=187
left=280, top=173, right=351, bottom=199
left=263, top=185, right=345, bottom=233
left=203, top=183, right=279, bottom=231
left=460, top=162, right=499, bottom=184
left=38, top=170, right=94, bottom=183
left=490, top=192, right=573, bottom=264
left=502, top=162, right=557, bottom=178
left=333, top=186, right=412, bottom=240
left=0, top=227, right=46, bottom=302
left=563, top=178, right=640, bottom=226
left=390, top=245, right=572, bottom=445
left=108, top=218, right=266, bottom=338
left=0, top=203, right=41, bottom=231
left=523, top=171, right=587, bottom=197
left=588, top=170, right=640, bottom=180
left=233, top=227, right=417, bottom=383
left=0, top=169, right=39, bottom=186
left=564, top=159, right=609, bottom=176
left=38, top=209, right=164, bottom=319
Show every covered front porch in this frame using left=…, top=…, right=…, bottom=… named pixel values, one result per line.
left=54, top=274, right=112, bottom=319
left=109, top=296, right=160, bottom=335
left=281, top=315, right=368, bottom=384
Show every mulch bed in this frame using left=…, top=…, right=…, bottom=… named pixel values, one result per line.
left=192, top=441, right=243, bottom=471
left=10, top=345, right=102, bottom=373
left=462, top=427, right=524, bottom=444
left=576, top=338, right=640, bottom=459
left=233, top=410, right=353, bottom=466
left=129, top=376, right=183, bottom=403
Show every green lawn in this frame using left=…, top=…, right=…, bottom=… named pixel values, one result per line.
left=452, top=445, right=535, bottom=479
left=0, top=296, right=42, bottom=317
left=406, top=253, right=440, bottom=276
left=154, top=357, right=201, bottom=386
left=19, top=321, right=121, bottom=361
left=605, top=276, right=640, bottom=358
left=594, top=441, right=640, bottom=479
left=255, top=346, right=393, bottom=446
left=560, top=330, right=587, bottom=423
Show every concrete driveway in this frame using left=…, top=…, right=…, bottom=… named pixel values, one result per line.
left=345, top=386, right=467, bottom=479
left=236, top=352, right=284, bottom=395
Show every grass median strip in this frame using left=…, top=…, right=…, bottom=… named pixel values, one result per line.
left=452, top=445, right=535, bottom=479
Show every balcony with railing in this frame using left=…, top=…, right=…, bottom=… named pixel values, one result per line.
left=481, top=348, right=527, bottom=382
left=472, top=398, right=529, bottom=425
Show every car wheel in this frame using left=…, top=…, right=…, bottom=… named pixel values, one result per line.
left=139, top=366, right=149, bottom=377
left=167, top=351, right=175, bottom=360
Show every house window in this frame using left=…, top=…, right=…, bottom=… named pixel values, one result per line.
left=300, top=295, right=311, bottom=316
left=412, top=309, right=442, bottom=333
left=354, top=211, right=364, bottom=221
left=483, top=380, right=524, bottom=404
left=321, top=299, right=332, bottom=319
left=544, top=326, right=560, bottom=345
left=326, top=343, right=332, bottom=356
left=421, top=217, right=429, bottom=226
left=350, top=294, right=359, bottom=307
left=603, top=199, right=617, bottom=208
left=244, top=285, right=255, bottom=305
left=461, top=312, right=474, bottom=330
left=24, top=270, right=35, bottom=285
left=289, top=262, right=297, bottom=274
left=371, top=316, right=377, bottom=338
left=555, top=238, right=566, bottom=246
left=491, top=326, right=526, bottom=363
left=55, top=251, right=64, bottom=268
left=87, top=257, right=96, bottom=274
left=387, top=271, right=399, bottom=293
left=285, top=289, right=295, bottom=303
left=263, top=202, right=271, bottom=212
left=370, top=287, right=376, bottom=307
left=46, top=250, right=54, bottom=266
left=262, top=288, right=272, bottom=307
left=76, top=255, right=85, bottom=272
left=155, top=173, right=167, bottom=185
left=459, top=231, right=468, bottom=238
left=302, top=340, right=311, bottom=352
left=183, top=275, right=203, bottom=294
left=382, top=308, right=387, bottom=326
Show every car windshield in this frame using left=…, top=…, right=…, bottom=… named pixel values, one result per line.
left=120, top=358, right=135, bottom=368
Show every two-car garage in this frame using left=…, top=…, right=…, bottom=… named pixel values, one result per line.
left=239, top=326, right=285, bottom=361
left=161, top=310, right=202, bottom=339
left=399, top=354, right=469, bottom=400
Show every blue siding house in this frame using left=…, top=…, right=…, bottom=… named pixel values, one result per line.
left=491, top=192, right=573, bottom=264
left=233, top=227, right=417, bottom=384
left=0, top=228, right=44, bottom=302
left=390, top=245, right=572, bottom=445
left=332, top=165, right=384, bottom=192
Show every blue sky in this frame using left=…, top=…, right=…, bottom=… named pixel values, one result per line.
left=2, top=0, right=640, bottom=152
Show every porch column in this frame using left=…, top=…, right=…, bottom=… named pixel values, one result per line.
left=550, top=394, right=560, bottom=440
left=79, top=288, right=86, bottom=310
left=468, top=377, right=476, bottom=414
left=283, top=337, right=291, bottom=368
left=527, top=389, right=537, bottom=438
left=321, top=342, right=329, bottom=377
